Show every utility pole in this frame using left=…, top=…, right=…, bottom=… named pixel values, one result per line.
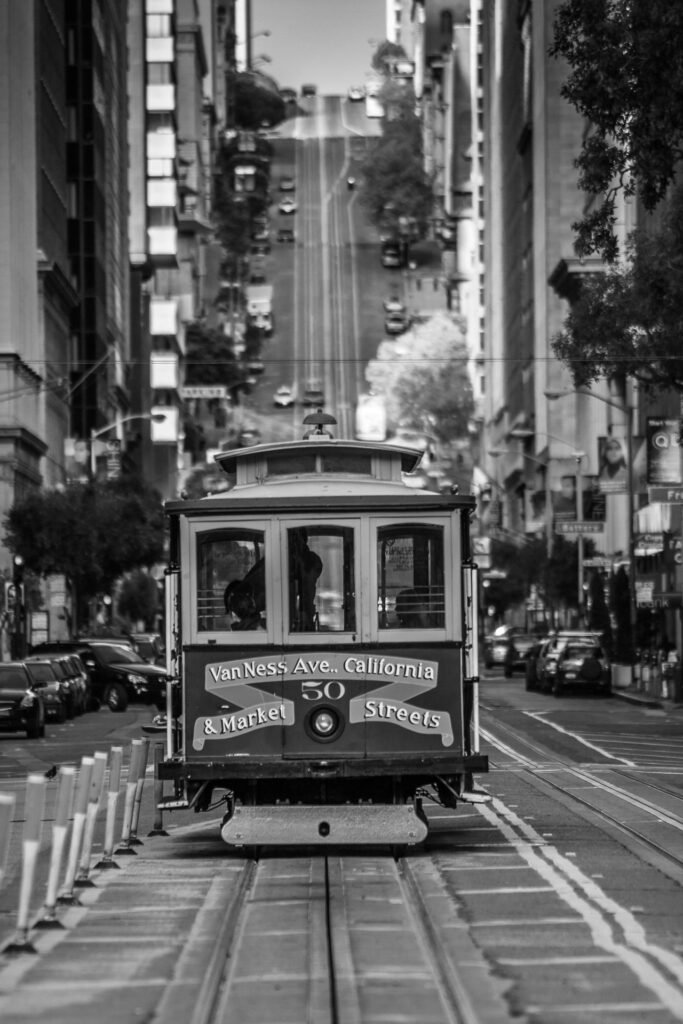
left=10, top=555, right=26, bottom=660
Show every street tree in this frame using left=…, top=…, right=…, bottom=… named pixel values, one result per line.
left=371, top=40, right=408, bottom=75
left=610, top=565, right=634, bottom=664
left=4, top=477, right=165, bottom=629
left=184, top=323, right=245, bottom=390
left=359, top=104, right=433, bottom=238
left=364, top=312, right=474, bottom=444
left=229, top=71, right=285, bottom=130
left=552, top=180, right=683, bottom=392
left=117, top=569, right=161, bottom=631
left=587, top=570, right=613, bottom=654
left=550, top=0, right=683, bottom=262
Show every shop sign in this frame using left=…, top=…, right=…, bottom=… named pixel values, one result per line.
left=652, top=592, right=682, bottom=608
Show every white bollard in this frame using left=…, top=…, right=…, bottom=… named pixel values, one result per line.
left=128, top=737, right=150, bottom=846
left=148, top=742, right=168, bottom=837
left=3, top=774, right=46, bottom=954
left=95, top=746, right=122, bottom=869
left=75, top=751, right=108, bottom=887
left=35, top=766, right=76, bottom=929
left=0, top=792, right=16, bottom=893
left=115, top=739, right=143, bottom=855
left=57, top=756, right=94, bottom=905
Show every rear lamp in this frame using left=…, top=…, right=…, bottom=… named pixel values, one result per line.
left=312, top=709, right=337, bottom=736
left=305, top=705, right=344, bottom=743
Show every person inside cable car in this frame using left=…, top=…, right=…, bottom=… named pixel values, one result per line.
left=289, top=528, right=323, bottom=631
left=224, top=580, right=265, bottom=631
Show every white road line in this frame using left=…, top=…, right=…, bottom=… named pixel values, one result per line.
left=480, top=799, right=683, bottom=1017
left=522, top=711, right=637, bottom=766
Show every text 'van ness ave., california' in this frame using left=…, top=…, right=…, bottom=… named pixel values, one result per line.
left=204, top=652, right=439, bottom=686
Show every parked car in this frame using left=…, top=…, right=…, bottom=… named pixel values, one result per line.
left=302, top=378, right=325, bottom=407
left=0, top=662, right=45, bottom=738
left=347, top=85, right=365, bottom=101
left=483, top=626, right=524, bottom=669
left=29, top=640, right=168, bottom=713
left=129, top=633, right=165, bottom=667
left=23, top=659, right=68, bottom=723
left=384, top=311, right=409, bottom=335
left=503, top=634, right=543, bottom=677
left=278, top=196, right=297, bottom=214
left=533, top=631, right=607, bottom=694
left=276, top=227, right=295, bottom=243
left=274, top=384, right=296, bottom=408
left=383, top=295, right=406, bottom=314
left=238, top=427, right=262, bottom=447
left=552, top=640, right=612, bottom=697
left=279, top=175, right=296, bottom=192
left=47, top=654, right=87, bottom=716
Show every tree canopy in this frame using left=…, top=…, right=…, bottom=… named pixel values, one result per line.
left=552, top=181, right=683, bottom=392
left=371, top=41, right=408, bottom=75
left=230, top=72, right=286, bottom=130
left=364, top=312, right=474, bottom=443
left=550, top=0, right=683, bottom=261
left=184, top=323, right=245, bottom=389
left=4, top=477, right=165, bottom=624
left=359, top=92, right=433, bottom=239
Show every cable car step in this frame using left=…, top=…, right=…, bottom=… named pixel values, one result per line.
left=220, top=803, right=428, bottom=846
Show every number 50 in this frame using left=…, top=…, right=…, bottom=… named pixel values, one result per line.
left=301, top=681, right=346, bottom=701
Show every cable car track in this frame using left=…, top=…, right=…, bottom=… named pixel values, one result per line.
left=202, top=851, right=493, bottom=1024
left=482, top=722, right=683, bottom=880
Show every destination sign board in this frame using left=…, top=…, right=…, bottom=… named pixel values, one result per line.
left=555, top=521, right=604, bottom=535
left=180, top=386, right=228, bottom=400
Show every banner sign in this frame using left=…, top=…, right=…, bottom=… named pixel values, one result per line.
left=597, top=436, right=628, bottom=493
left=647, top=418, right=681, bottom=485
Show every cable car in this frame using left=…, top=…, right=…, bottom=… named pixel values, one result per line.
left=157, top=412, right=487, bottom=848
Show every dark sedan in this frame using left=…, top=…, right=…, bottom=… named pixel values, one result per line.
left=29, top=640, right=168, bottom=713
left=503, top=634, right=544, bottom=677
left=0, top=662, right=45, bottom=738
left=553, top=642, right=612, bottom=697
left=24, top=659, right=70, bottom=723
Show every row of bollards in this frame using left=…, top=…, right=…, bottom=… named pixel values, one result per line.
left=0, top=737, right=166, bottom=955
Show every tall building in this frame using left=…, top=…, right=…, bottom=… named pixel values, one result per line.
left=0, top=2, right=74, bottom=570
left=127, top=0, right=213, bottom=502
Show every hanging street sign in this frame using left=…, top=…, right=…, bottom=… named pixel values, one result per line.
left=648, top=486, right=683, bottom=503
left=555, top=521, right=604, bottom=535
left=180, top=386, right=228, bottom=400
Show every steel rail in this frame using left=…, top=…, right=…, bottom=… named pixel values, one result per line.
left=481, top=722, right=683, bottom=879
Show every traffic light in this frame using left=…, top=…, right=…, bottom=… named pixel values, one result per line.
left=12, top=555, right=24, bottom=585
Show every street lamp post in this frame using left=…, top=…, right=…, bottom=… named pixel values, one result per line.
left=90, top=413, right=166, bottom=480
left=545, top=387, right=637, bottom=667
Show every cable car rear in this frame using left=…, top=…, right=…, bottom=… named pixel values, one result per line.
left=157, top=412, right=487, bottom=848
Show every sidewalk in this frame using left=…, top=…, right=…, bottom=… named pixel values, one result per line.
left=0, top=807, right=239, bottom=1024
left=613, top=683, right=683, bottom=712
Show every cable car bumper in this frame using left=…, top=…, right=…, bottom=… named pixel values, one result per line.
left=220, top=802, right=429, bottom=846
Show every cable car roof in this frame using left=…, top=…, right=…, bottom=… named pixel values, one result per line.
left=166, top=435, right=474, bottom=512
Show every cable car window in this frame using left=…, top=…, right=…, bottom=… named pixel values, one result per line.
left=267, top=453, right=317, bottom=476
left=288, top=526, right=356, bottom=632
left=320, top=453, right=372, bottom=475
left=196, top=529, right=265, bottom=632
left=377, top=525, right=445, bottom=629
